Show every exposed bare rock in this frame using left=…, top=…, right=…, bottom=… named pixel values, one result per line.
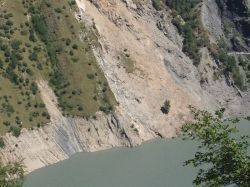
left=123, top=0, right=137, bottom=9
left=215, top=0, right=250, bottom=50
left=156, top=13, right=183, bottom=48
left=246, top=0, right=250, bottom=9
left=0, top=0, right=249, bottom=174
left=201, top=0, right=224, bottom=44
left=198, top=48, right=249, bottom=116
left=0, top=80, right=155, bottom=172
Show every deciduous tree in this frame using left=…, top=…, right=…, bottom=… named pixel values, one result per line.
left=182, top=107, right=250, bottom=186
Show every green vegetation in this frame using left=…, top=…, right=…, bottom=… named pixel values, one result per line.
left=0, top=0, right=51, bottom=135
left=28, top=0, right=116, bottom=117
left=0, top=162, right=24, bottom=187
left=119, top=51, right=135, bottom=73
left=0, top=0, right=117, bottom=135
left=0, top=137, right=5, bottom=148
left=152, top=0, right=162, bottom=11
left=214, top=39, right=247, bottom=90
left=161, top=99, right=170, bottom=114
left=165, top=0, right=249, bottom=90
left=165, top=0, right=204, bottom=65
left=182, top=107, right=250, bottom=186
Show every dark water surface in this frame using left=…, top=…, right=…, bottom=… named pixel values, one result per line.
left=24, top=120, right=249, bottom=187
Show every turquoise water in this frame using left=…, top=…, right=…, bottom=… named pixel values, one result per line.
left=24, top=120, right=249, bottom=187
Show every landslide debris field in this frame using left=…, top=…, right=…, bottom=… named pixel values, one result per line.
left=0, top=0, right=116, bottom=135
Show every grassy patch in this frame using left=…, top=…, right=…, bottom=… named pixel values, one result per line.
left=120, top=52, right=135, bottom=73
left=29, top=0, right=117, bottom=117
left=0, top=0, right=117, bottom=135
left=0, top=0, right=51, bottom=135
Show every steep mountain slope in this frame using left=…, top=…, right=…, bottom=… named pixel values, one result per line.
left=0, top=0, right=117, bottom=136
left=216, top=0, right=250, bottom=50
left=0, top=0, right=249, bottom=173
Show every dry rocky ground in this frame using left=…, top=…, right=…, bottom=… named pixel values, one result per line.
left=0, top=0, right=249, bottom=173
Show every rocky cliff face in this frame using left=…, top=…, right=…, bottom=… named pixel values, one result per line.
left=0, top=0, right=249, bottom=173
left=215, top=0, right=250, bottom=51
left=0, top=80, right=156, bottom=172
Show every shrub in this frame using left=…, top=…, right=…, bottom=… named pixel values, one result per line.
left=10, top=40, right=22, bottom=50
left=182, top=108, right=250, bottom=186
left=10, top=126, right=21, bottom=137
left=166, top=0, right=202, bottom=65
left=72, top=44, right=78, bottom=50
left=0, top=137, right=5, bottom=148
left=68, top=0, right=76, bottom=6
left=65, top=38, right=71, bottom=46
left=152, top=0, right=162, bottom=11
left=0, top=59, right=3, bottom=69
left=69, top=50, right=74, bottom=56
left=3, top=121, right=10, bottom=126
left=215, top=39, right=246, bottom=90
left=32, top=15, right=49, bottom=42
left=49, top=70, right=68, bottom=90
left=99, top=106, right=111, bottom=114
left=161, top=99, right=170, bottom=114
left=29, top=28, right=36, bottom=42
left=78, top=106, right=83, bottom=111
left=29, top=52, right=38, bottom=61
left=54, top=8, right=62, bottom=13
left=87, top=73, right=95, bottom=80
left=30, top=82, right=38, bottom=95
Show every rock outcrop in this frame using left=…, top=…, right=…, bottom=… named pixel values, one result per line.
left=0, top=80, right=155, bottom=172
left=201, top=0, right=224, bottom=44
left=0, top=0, right=249, bottom=173
left=215, top=0, right=250, bottom=51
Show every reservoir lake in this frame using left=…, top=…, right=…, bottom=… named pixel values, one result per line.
left=24, top=120, right=249, bottom=187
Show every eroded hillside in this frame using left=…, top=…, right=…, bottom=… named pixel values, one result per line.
left=0, top=0, right=116, bottom=136
left=0, top=0, right=249, bottom=173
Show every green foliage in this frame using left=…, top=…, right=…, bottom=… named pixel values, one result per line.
left=1, top=103, right=14, bottom=114
left=29, top=0, right=117, bottom=117
left=152, top=0, right=162, bottom=11
left=238, top=57, right=248, bottom=68
left=166, top=0, right=201, bottom=20
left=72, top=44, right=78, bottom=50
left=10, top=126, right=21, bottom=137
left=87, top=73, right=95, bottom=80
left=54, top=7, right=62, bottom=13
left=120, top=53, right=135, bottom=73
left=49, top=70, right=67, bottom=89
left=166, top=0, right=202, bottom=65
left=99, top=105, right=113, bottom=114
left=68, top=0, right=76, bottom=6
left=0, top=162, right=24, bottom=187
left=215, top=38, right=246, bottom=90
left=232, top=68, right=245, bottom=90
left=0, top=0, right=116, bottom=134
left=30, top=82, right=38, bottom=95
left=182, top=107, right=250, bottom=186
left=0, top=137, right=5, bottom=148
left=182, top=24, right=201, bottom=65
left=0, top=0, right=50, bottom=135
left=28, top=52, right=38, bottom=61
left=161, top=99, right=170, bottom=114
left=10, top=40, right=22, bottom=50
left=31, top=15, right=49, bottom=42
